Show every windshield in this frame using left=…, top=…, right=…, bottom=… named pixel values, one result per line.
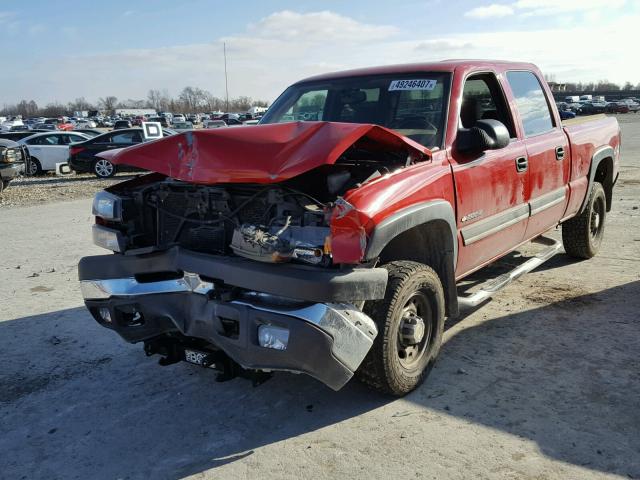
left=260, top=72, right=451, bottom=148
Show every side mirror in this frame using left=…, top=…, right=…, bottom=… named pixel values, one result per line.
left=457, top=119, right=510, bottom=154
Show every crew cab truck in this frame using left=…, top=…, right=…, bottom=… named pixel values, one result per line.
left=79, top=60, right=620, bottom=396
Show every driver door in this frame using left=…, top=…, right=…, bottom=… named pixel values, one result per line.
left=449, top=72, right=529, bottom=277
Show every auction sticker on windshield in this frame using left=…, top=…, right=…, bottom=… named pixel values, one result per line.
left=388, top=79, right=437, bottom=91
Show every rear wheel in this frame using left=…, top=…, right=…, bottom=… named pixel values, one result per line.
left=562, top=182, right=606, bottom=259
left=93, top=159, right=116, bottom=178
left=27, top=157, right=42, bottom=176
left=357, top=261, right=445, bottom=396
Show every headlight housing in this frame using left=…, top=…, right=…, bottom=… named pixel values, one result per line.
left=92, top=191, right=122, bottom=221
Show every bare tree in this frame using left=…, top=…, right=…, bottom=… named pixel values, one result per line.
left=99, top=96, right=118, bottom=114
left=68, top=97, right=93, bottom=113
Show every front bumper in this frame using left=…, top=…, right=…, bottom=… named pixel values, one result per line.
left=0, top=161, right=24, bottom=181
left=79, top=250, right=383, bottom=390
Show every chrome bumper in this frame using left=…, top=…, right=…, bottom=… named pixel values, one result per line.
left=81, top=273, right=377, bottom=377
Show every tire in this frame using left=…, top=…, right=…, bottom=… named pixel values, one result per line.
left=27, top=157, right=42, bottom=176
left=357, top=261, right=445, bottom=396
left=93, top=158, right=116, bottom=178
left=0, top=178, right=4, bottom=195
left=562, top=182, right=606, bottom=259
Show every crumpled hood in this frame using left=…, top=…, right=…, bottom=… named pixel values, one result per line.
left=100, top=121, right=430, bottom=184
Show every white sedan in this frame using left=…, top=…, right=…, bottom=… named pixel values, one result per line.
left=19, top=131, right=91, bottom=175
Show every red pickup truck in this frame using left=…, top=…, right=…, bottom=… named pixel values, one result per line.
left=79, top=60, right=620, bottom=395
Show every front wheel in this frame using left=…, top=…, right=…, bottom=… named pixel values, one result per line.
left=27, top=157, right=42, bottom=176
left=93, top=159, right=116, bottom=178
left=357, top=261, right=445, bottom=396
left=562, top=182, right=606, bottom=259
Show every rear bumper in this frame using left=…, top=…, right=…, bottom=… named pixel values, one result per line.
left=68, top=156, right=91, bottom=173
left=79, top=248, right=384, bottom=390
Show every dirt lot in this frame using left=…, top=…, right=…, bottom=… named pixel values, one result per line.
left=1, top=115, right=639, bottom=480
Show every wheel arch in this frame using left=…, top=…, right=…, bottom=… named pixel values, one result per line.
left=365, top=201, right=459, bottom=318
left=581, top=146, right=615, bottom=213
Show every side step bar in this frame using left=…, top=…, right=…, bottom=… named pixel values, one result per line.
left=457, top=236, right=562, bottom=310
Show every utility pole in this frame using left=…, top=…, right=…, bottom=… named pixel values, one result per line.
left=223, top=42, right=229, bottom=112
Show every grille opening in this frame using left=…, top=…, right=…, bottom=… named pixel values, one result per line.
left=115, top=305, right=145, bottom=327
left=219, top=317, right=240, bottom=339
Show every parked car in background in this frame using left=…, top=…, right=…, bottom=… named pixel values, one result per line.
left=559, top=109, right=576, bottom=120
left=113, top=120, right=133, bottom=130
left=607, top=102, right=631, bottom=114
left=131, top=116, right=145, bottom=126
left=19, top=131, right=90, bottom=175
left=172, top=114, right=186, bottom=123
left=147, top=116, right=170, bottom=127
left=171, top=121, right=194, bottom=132
left=620, top=99, right=640, bottom=112
left=75, top=119, right=97, bottom=128
left=33, top=123, right=57, bottom=131
left=68, top=127, right=175, bottom=178
left=0, top=129, right=49, bottom=141
left=577, top=102, right=607, bottom=115
left=0, top=138, right=26, bottom=195
left=204, top=119, right=227, bottom=128
left=73, top=128, right=103, bottom=138
left=187, top=114, right=200, bottom=124
left=224, top=118, right=244, bottom=126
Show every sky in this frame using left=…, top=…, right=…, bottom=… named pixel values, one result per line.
left=0, top=0, right=638, bottom=106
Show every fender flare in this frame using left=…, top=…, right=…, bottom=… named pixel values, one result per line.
left=364, top=200, right=457, bottom=268
left=579, top=145, right=614, bottom=214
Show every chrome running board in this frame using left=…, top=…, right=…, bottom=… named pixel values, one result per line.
left=457, top=236, right=562, bottom=310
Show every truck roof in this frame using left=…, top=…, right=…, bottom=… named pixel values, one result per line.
left=295, top=59, right=539, bottom=84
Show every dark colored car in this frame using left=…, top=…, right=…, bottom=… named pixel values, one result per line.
left=147, top=116, right=170, bottom=127
left=113, top=120, right=133, bottom=130
left=73, top=128, right=103, bottom=138
left=0, top=139, right=27, bottom=195
left=68, top=128, right=174, bottom=178
left=0, top=129, right=48, bottom=141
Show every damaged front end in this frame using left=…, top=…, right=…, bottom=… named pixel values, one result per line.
left=81, top=122, right=429, bottom=389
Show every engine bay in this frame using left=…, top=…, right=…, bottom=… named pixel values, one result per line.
left=105, top=143, right=414, bottom=266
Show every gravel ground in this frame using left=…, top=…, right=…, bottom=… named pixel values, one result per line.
left=0, top=115, right=639, bottom=480
left=0, top=173, right=135, bottom=208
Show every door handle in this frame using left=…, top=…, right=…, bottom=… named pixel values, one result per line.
left=555, top=146, right=565, bottom=161
left=515, top=156, right=528, bottom=172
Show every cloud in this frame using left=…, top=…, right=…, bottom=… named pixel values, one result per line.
left=514, top=0, right=626, bottom=16
left=2, top=9, right=638, bottom=105
left=464, top=4, right=515, bottom=19
left=247, top=10, right=398, bottom=42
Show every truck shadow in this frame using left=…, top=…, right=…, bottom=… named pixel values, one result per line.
left=0, top=281, right=638, bottom=479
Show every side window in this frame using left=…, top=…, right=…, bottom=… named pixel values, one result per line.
left=30, top=135, right=60, bottom=145
left=461, top=74, right=516, bottom=138
left=506, top=71, right=555, bottom=137
left=111, top=132, right=137, bottom=144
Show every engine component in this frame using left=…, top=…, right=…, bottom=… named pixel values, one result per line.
left=230, top=222, right=329, bottom=264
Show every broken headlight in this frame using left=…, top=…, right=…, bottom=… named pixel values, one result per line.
left=92, top=191, right=122, bottom=221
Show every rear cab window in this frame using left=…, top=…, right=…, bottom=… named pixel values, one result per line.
left=506, top=71, right=556, bottom=137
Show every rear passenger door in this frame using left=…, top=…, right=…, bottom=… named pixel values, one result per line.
left=450, top=72, right=529, bottom=277
left=505, top=71, right=570, bottom=239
